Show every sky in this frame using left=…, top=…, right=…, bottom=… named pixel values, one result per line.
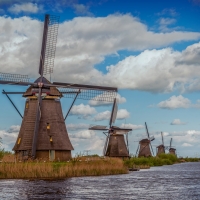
left=0, top=0, right=200, bottom=157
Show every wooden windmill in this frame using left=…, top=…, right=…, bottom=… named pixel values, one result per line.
left=156, top=132, right=165, bottom=156
left=89, top=98, right=132, bottom=158
left=136, top=122, right=155, bottom=157
left=0, top=14, right=117, bottom=161
left=169, top=138, right=176, bottom=155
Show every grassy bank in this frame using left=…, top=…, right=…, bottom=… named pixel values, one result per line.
left=0, top=158, right=128, bottom=179
left=124, top=154, right=200, bottom=169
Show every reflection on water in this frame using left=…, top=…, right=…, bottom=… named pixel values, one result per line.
left=0, top=162, right=200, bottom=199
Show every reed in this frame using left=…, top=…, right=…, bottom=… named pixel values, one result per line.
left=0, top=158, right=128, bottom=179
left=124, top=154, right=178, bottom=168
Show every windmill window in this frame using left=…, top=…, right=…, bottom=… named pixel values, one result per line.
left=47, top=123, right=50, bottom=130
left=50, top=136, right=53, bottom=142
left=17, top=138, right=21, bottom=144
left=26, top=102, right=29, bottom=109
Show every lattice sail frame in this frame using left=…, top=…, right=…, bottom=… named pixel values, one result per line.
left=0, top=72, right=29, bottom=82
left=43, top=15, right=60, bottom=75
left=59, top=88, right=117, bottom=102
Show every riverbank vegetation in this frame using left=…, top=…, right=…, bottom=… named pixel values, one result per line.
left=0, top=157, right=128, bottom=179
left=124, top=154, right=200, bottom=169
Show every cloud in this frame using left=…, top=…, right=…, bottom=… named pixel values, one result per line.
left=67, top=123, right=89, bottom=131
left=116, top=109, right=130, bottom=120
left=157, top=8, right=178, bottom=17
left=0, top=125, right=19, bottom=151
left=8, top=3, right=41, bottom=14
left=70, top=130, right=95, bottom=139
left=70, top=104, right=96, bottom=117
left=89, top=94, right=126, bottom=106
left=157, top=18, right=177, bottom=32
left=72, top=4, right=92, bottom=16
left=1, top=15, right=200, bottom=93
left=7, top=125, right=20, bottom=133
left=94, top=110, right=111, bottom=121
left=87, top=137, right=104, bottom=151
left=94, top=109, right=130, bottom=121
left=120, top=123, right=144, bottom=130
left=171, top=119, right=186, bottom=125
left=182, top=143, right=193, bottom=147
left=158, top=95, right=191, bottom=109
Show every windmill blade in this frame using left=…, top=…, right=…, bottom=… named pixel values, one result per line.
left=0, top=72, right=33, bottom=86
left=109, top=98, right=118, bottom=127
left=136, top=144, right=140, bottom=156
left=89, top=125, right=108, bottom=131
left=31, top=89, right=42, bottom=159
left=150, top=142, right=154, bottom=156
left=111, top=127, right=132, bottom=134
left=145, top=122, right=150, bottom=139
left=39, top=14, right=59, bottom=76
left=56, top=84, right=117, bottom=102
left=53, top=82, right=117, bottom=92
left=149, top=136, right=155, bottom=141
left=126, top=133, right=129, bottom=155
left=161, top=132, right=164, bottom=146
left=103, top=135, right=109, bottom=156
left=2, top=91, right=25, bottom=94
left=170, top=138, right=172, bottom=148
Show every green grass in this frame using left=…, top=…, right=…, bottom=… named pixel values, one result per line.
left=124, top=154, right=178, bottom=168
left=124, top=154, right=200, bottom=169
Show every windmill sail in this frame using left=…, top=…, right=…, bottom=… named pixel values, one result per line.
left=1, top=14, right=119, bottom=161
left=109, top=98, right=118, bottom=126
left=156, top=132, right=165, bottom=155
left=138, top=122, right=154, bottom=157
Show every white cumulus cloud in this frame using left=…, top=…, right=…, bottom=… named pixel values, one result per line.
left=94, top=110, right=111, bottom=121
left=67, top=123, right=89, bottom=131
left=182, top=143, right=193, bottom=147
left=158, top=95, right=191, bottom=109
left=116, top=109, right=130, bottom=120
left=70, top=130, right=95, bottom=139
left=70, top=104, right=96, bottom=117
left=120, top=123, right=144, bottom=130
left=0, top=15, right=200, bottom=93
left=8, top=3, right=41, bottom=14
left=171, top=119, right=186, bottom=125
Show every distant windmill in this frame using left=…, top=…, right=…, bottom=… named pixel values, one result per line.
left=0, top=14, right=117, bottom=161
left=89, top=98, right=132, bottom=158
left=136, top=122, right=155, bottom=157
left=169, top=138, right=176, bottom=155
left=156, top=132, right=165, bottom=156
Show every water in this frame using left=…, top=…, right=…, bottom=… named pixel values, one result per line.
left=0, top=162, right=200, bottom=200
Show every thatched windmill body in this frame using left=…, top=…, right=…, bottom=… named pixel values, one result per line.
left=156, top=132, right=165, bottom=156
left=136, top=122, right=155, bottom=157
left=89, top=98, right=132, bottom=158
left=169, top=138, right=176, bottom=155
left=0, top=14, right=117, bottom=161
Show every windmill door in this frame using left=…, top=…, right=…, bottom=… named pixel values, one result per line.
left=49, top=150, right=55, bottom=161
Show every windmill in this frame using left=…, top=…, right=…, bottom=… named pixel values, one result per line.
left=156, top=132, right=165, bottom=156
left=136, top=122, right=155, bottom=157
left=0, top=14, right=117, bottom=161
left=89, top=98, right=132, bottom=158
left=169, top=138, right=176, bottom=155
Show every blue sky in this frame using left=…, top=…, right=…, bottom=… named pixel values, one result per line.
left=0, top=0, right=200, bottom=157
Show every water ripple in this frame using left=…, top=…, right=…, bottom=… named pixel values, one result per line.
left=0, top=162, right=200, bottom=199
